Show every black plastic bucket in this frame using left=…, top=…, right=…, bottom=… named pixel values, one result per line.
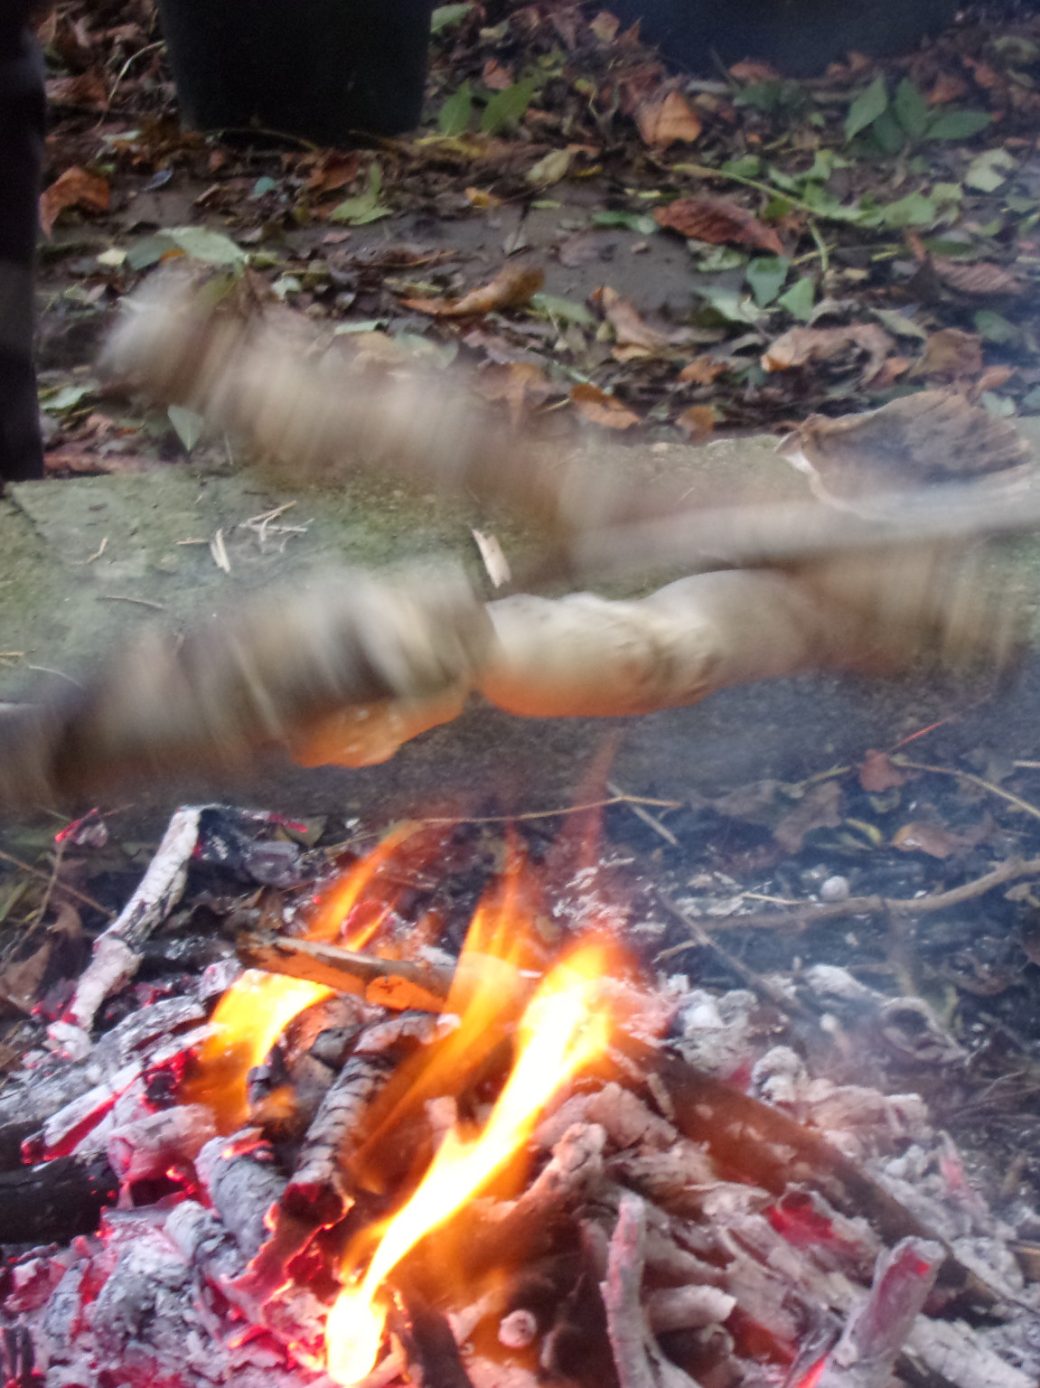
left=604, top=0, right=958, bottom=75
left=155, top=0, right=434, bottom=144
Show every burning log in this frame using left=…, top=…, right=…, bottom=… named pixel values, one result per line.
left=281, top=1011, right=437, bottom=1226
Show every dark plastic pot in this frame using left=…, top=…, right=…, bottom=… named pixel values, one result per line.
left=155, top=0, right=434, bottom=144
left=603, top=0, right=959, bottom=75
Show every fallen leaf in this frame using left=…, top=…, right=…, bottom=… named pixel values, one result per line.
left=40, top=166, right=110, bottom=238
left=762, top=323, right=894, bottom=381
left=654, top=195, right=783, bottom=255
left=773, top=780, right=842, bottom=854
left=635, top=89, right=702, bottom=148
left=482, top=58, right=514, bottom=91
left=678, top=356, right=729, bottom=385
left=927, top=71, right=970, bottom=105
left=729, top=59, right=780, bottom=82
left=475, top=361, right=554, bottom=426
left=784, top=390, right=1032, bottom=501
left=676, top=404, right=716, bottom=440
left=46, top=69, right=107, bottom=108
left=912, top=328, right=983, bottom=381
left=465, top=186, right=504, bottom=208
left=589, top=10, right=620, bottom=42
left=306, top=153, right=362, bottom=194
left=591, top=285, right=672, bottom=355
left=570, top=383, right=640, bottom=430
left=892, top=820, right=962, bottom=860
left=858, top=749, right=907, bottom=793
left=931, top=259, right=1022, bottom=298
left=526, top=147, right=574, bottom=186
left=402, top=264, right=545, bottom=317
left=0, top=940, right=53, bottom=1015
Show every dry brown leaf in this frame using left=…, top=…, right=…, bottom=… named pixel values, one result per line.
left=655, top=195, right=783, bottom=255
left=590, top=10, right=621, bottom=42
left=591, top=285, right=672, bottom=355
left=307, top=153, right=362, bottom=194
left=46, top=69, right=107, bottom=108
left=475, top=361, right=554, bottom=426
left=762, top=324, right=893, bottom=381
left=402, top=264, right=545, bottom=318
left=635, top=89, right=702, bottom=148
left=0, top=941, right=53, bottom=1016
left=773, top=780, right=842, bottom=854
left=482, top=58, right=514, bottom=91
left=570, top=383, right=640, bottom=430
left=858, top=749, right=907, bottom=793
left=785, top=390, right=1032, bottom=502
left=927, top=71, right=970, bottom=105
left=464, top=186, right=504, bottom=209
left=912, top=328, right=983, bottom=381
left=892, top=820, right=962, bottom=860
left=932, top=259, right=1021, bottom=298
left=676, top=404, right=716, bottom=440
left=678, top=355, right=729, bottom=385
left=40, top=165, right=110, bottom=238
left=974, top=364, right=1016, bottom=394
left=729, top=59, right=780, bottom=82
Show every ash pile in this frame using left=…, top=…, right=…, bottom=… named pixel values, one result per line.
left=0, top=805, right=1038, bottom=1388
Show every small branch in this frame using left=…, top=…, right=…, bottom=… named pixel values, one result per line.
left=894, top=755, right=1040, bottom=824
left=656, top=854, right=1040, bottom=940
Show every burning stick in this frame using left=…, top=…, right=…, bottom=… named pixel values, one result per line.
left=814, top=1237, right=943, bottom=1388
left=237, top=932, right=452, bottom=1013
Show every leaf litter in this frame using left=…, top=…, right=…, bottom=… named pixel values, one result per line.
left=30, top=0, right=1040, bottom=465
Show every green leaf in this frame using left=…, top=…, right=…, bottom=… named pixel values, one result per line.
left=530, top=291, right=595, bottom=326
left=126, top=235, right=170, bottom=270
left=777, top=276, right=815, bottom=321
left=869, top=107, right=908, bottom=156
left=694, top=286, right=762, bottom=326
left=168, top=404, right=204, bottom=453
left=965, top=147, right=1016, bottom=193
left=721, top=154, right=762, bottom=177
left=876, top=191, right=938, bottom=229
left=166, top=225, right=247, bottom=267
left=691, top=245, right=746, bottom=272
left=329, top=163, right=392, bottom=225
left=332, top=319, right=389, bottom=334
left=893, top=78, right=929, bottom=139
left=591, top=210, right=658, bottom=235
left=845, top=75, right=889, bottom=142
left=430, top=2, right=471, bottom=32
left=250, top=175, right=278, bottom=198
left=438, top=81, right=473, bottom=135
left=41, top=383, right=94, bottom=416
left=480, top=78, right=536, bottom=135
left=926, top=108, right=992, bottom=140
left=973, top=309, right=1019, bottom=345
left=745, top=256, right=789, bottom=307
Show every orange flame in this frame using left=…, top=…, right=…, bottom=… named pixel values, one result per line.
left=325, top=938, right=617, bottom=1385
left=188, top=824, right=433, bottom=1130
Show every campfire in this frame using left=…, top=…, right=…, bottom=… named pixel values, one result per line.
left=2, top=807, right=1039, bottom=1388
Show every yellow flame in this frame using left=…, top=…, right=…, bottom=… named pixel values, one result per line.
left=325, top=940, right=614, bottom=1385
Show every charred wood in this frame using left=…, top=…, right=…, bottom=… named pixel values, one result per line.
left=196, top=1129, right=287, bottom=1261
left=0, top=1152, right=117, bottom=1245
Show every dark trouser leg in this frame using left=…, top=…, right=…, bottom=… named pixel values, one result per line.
left=0, top=17, right=45, bottom=484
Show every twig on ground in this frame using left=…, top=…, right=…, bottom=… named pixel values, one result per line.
left=893, top=755, right=1040, bottom=824
left=607, top=781, right=680, bottom=847
left=654, top=854, right=1040, bottom=939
